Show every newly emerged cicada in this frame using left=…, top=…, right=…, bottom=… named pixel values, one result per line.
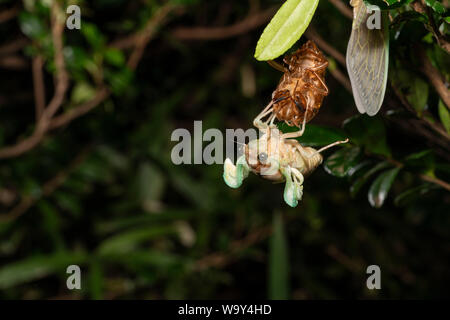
left=265, top=40, right=329, bottom=134
left=223, top=119, right=348, bottom=207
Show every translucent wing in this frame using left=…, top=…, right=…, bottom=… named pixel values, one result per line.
left=346, top=0, right=389, bottom=116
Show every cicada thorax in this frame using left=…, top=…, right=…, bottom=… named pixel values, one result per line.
left=271, top=40, right=329, bottom=128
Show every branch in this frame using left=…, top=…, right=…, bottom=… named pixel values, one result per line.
left=194, top=224, right=273, bottom=271
left=41, top=1, right=69, bottom=121
left=171, top=6, right=277, bottom=40
left=391, top=85, right=450, bottom=142
left=127, top=4, right=178, bottom=70
left=418, top=47, right=450, bottom=110
left=32, top=55, right=46, bottom=121
left=327, top=0, right=353, bottom=20
left=411, top=0, right=450, bottom=54
left=0, top=2, right=67, bottom=159
left=49, top=87, right=110, bottom=129
left=0, top=5, right=19, bottom=24
left=0, top=148, right=91, bottom=222
left=381, top=155, right=450, bottom=192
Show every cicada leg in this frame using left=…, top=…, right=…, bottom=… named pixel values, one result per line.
left=305, top=69, right=329, bottom=95
left=281, top=166, right=304, bottom=207
left=281, top=95, right=310, bottom=139
left=296, top=138, right=350, bottom=160
left=253, top=100, right=274, bottom=129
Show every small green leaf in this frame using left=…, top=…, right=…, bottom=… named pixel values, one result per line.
left=438, top=100, right=450, bottom=134
left=323, top=147, right=362, bottom=178
left=137, top=161, right=166, bottom=212
left=350, top=161, right=392, bottom=197
left=391, top=69, right=429, bottom=115
left=97, top=226, right=176, bottom=256
left=0, top=252, right=87, bottom=289
left=343, top=115, right=391, bottom=157
left=81, top=23, right=106, bottom=50
left=404, top=150, right=435, bottom=174
left=424, top=0, right=446, bottom=14
left=269, top=213, right=289, bottom=300
left=19, top=12, right=47, bottom=40
left=255, top=0, right=320, bottom=61
left=71, top=82, right=96, bottom=104
left=394, top=183, right=435, bottom=206
left=368, top=167, right=401, bottom=208
left=104, top=48, right=126, bottom=67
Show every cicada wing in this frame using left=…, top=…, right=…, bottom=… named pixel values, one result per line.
left=346, top=2, right=389, bottom=116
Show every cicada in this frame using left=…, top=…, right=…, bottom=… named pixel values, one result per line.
left=263, top=40, right=329, bottom=135
left=223, top=121, right=348, bottom=207
left=346, top=0, right=389, bottom=116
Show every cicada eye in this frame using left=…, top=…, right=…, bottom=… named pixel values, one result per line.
left=258, top=152, right=268, bottom=164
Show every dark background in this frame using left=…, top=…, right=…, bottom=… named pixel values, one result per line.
left=0, top=0, right=449, bottom=299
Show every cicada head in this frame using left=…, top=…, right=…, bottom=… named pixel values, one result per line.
left=245, top=128, right=283, bottom=181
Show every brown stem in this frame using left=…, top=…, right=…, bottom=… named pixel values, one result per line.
left=32, top=55, right=46, bottom=121
left=418, top=48, right=450, bottom=110
left=327, top=0, right=353, bottom=20
left=0, top=148, right=91, bottom=222
left=171, top=6, right=277, bottom=40
left=127, top=4, right=177, bottom=70
left=411, top=0, right=450, bottom=54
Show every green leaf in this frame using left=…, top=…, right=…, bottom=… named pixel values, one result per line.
left=269, top=213, right=289, bottom=300
left=97, top=226, right=177, bottom=256
left=350, top=161, right=392, bottom=197
left=368, top=167, right=401, bottom=208
left=424, top=0, right=446, bottom=14
left=137, top=161, right=166, bottom=212
left=404, top=150, right=435, bottom=174
left=19, top=12, right=47, bottom=40
left=323, top=147, right=362, bottom=178
left=254, top=0, right=320, bottom=61
left=71, top=82, right=96, bottom=104
left=104, top=48, right=126, bottom=67
left=438, top=100, right=450, bottom=134
left=0, top=252, right=87, bottom=289
left=278, top=123, right=347, bottom=146
left=394, top=183, right=435, bottom=206
left=390, top=69, right=429, bottom=115
left=343, top=115, right=391, bottom=157
left=81, top=23, right=106, bottom=50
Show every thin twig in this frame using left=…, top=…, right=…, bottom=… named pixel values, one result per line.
left=327, top=0, right=353, bottom=20
left=0, top=38, right=29, bottom=56
left=0, top=2, right=67, bottom=159
left=127, top=4, right=177, bottom=70
left=411, top=0, right=450, bottom=54
left=49, top=88, right=110, bottom=129
left=171, top=6, right=277, bottom=40
left=0, top=5, right=19, bottom=24
left=0, top=148, right=91, bottom=222
left=418, top=47, right=450, bottom=110
left=32, top=55, right=46, bottom=121
left=194, top=225, right=273, bottom=270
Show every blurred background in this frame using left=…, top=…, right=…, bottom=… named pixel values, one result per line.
left=0, top=0, right=449, bottom=299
